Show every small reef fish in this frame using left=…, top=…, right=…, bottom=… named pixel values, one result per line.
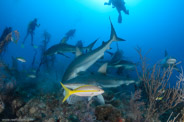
left=156, top=97, right=163, bottom=101
left=16, top=57, right=26, bottom=63
left=60, top=82, right=104, bottom=103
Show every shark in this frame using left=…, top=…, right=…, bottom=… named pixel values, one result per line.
left=107, top=43, right=124, bottom=64
left=63, top=63, right=137, bottom=89
left=97, top=59, right=135, bottom=70
left=99, top=43, right=135, bottom=70
left=108, top=60, right=136, bottom=70
left=44, top=39, right=97, bottom=56
left=62, top=18, right=125, bottom=82
left=160, top=50, right=180, bottom=72
left=63, top=63, right=137, bottom=105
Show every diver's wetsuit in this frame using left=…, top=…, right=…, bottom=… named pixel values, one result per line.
left=23, top=19, right=40, bottom=46
left=104, top=0, right=129, bottom=23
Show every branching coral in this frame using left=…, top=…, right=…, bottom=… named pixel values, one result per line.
left=129, top=90, right=145, bottom=121
left=0, top=27, right=19, bottom=55
left=135, top=48, right=183, bottom=121
left=36, top=31, right=52, bottom=73
left=0, top=27, right=12, bottom=54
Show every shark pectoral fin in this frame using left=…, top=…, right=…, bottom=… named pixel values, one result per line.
left=76, top=47, right=82, bottom=57
left=88, top=96, right=93, bottom=101
left=57, top=52, right=70, bottom=58
left=98, top=63, right=108, bottom=74
left=106, top=51, right=114, bottom=57
left=96, top=95, right=105, bottom=105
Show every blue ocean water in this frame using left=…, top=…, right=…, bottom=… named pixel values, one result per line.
left=1, top=0, right=184, bottom=84
left=0, top=0, right=184, bottom=121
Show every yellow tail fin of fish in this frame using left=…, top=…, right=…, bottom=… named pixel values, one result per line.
left=60, top=82, right=72, bottom=103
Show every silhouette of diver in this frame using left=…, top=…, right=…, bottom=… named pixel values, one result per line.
left=22, top=18, right=40, bottom=47
left=60, top=29, right=76, bottom=43
left=104, top=0, right=129, bottom=23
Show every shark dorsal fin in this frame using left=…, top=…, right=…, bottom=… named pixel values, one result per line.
left=165, top=50, right=168, bottom=57
left=76, top=47, right=82, bottom=57
left=98, top=63, right=108, bottom=74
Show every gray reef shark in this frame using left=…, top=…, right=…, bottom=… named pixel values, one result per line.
left=160, top=50, right=180, bottom=72
left=108, top=60, right=136, bottom=70
left=44, top=39, right=97, bottom=56
left=107, top=43, right=124, bottom=64
left=63, top=63, right=137, bottom=89
left=97, top=59, right=135, bottom=70
left=62, top=18, right=125, bottom=82
left=63, top=63, right=137, bottom=105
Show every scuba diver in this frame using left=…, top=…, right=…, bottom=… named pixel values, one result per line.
left=104, top=0, right=129, bottom=23
left=22, top=18, right=40, bottom=47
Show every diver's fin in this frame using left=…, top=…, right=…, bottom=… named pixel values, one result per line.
left=98, top=63, right=108, bottom=74
left=60, top=82, right=72, bottom=103
left=109, top=17, right=125, bottom=41
left=57, top=52, right=70, bottom=58
left=76, top=47, right=82, bottom=57
left=165, top=50, right=168, bottom=57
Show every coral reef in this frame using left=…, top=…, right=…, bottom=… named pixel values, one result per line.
left=16, top=91, right=66, bottom=121
left=95, top=104, right=122, bottom=122
left=0, top=97, right=5, bottom=113
left=130, top=48, right=184, bottom=121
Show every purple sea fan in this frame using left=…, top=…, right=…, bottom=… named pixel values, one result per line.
left=128, top=90, right=145, bottom=121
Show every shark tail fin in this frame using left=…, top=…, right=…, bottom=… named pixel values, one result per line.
left=109, top=17, right=126, bottom=42
left=86, top=38, right=98, bottom=52
left=60, top=82, right=73, bottom=103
